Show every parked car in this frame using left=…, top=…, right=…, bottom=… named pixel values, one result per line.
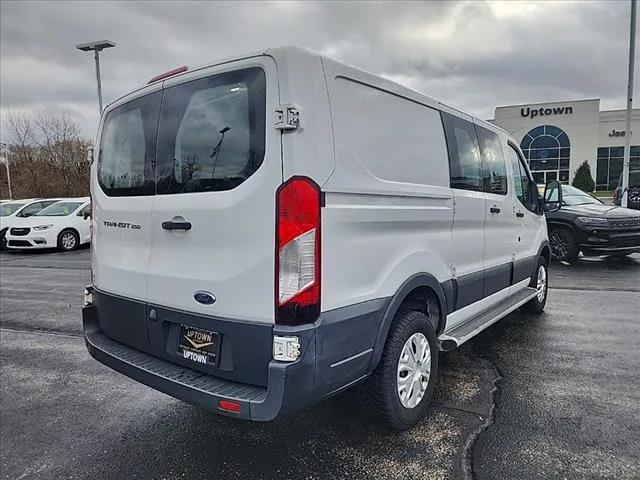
left=5, top=198, right=91, bottom=251
left=0, top=198, right=63, bottom=249
left=544, top=184, right=640, bottom=262
left=613, top=170, right=640, bottom=210
left=83, top=46, right=559, bottom=431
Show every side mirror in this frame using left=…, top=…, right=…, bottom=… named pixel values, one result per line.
left=543, top=180, right=563, bottom=213
left=87, top=145, right=94, bottom=164
left=83, top=212, right=91, bottom=220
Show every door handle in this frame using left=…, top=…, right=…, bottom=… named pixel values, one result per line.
left=516, top=211, right=525, bottom=218
left=162, top=221, right=192, bottom=231
left=489, top=207, right=501, bottom=214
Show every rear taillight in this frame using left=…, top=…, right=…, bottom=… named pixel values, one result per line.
left=275, top=176, right=321, bottom=325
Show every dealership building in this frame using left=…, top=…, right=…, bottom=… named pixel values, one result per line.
left=489, top=99, right=640, bottom=190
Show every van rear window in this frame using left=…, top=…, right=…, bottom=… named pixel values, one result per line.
left=97, top=67, right=265, bottom=197
left=156, top=67, right=266, bottom=194
left=98, top=92, right=160, bottom=196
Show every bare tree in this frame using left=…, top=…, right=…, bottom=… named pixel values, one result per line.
left=1, top=111, right=91, bottom=199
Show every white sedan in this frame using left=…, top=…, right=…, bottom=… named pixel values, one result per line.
left=5, top=198, right=91, bottom=251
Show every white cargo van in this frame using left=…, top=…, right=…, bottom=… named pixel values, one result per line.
left=83, top=46, right=561, bottom=430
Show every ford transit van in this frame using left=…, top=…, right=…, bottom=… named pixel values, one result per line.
left=83, top=46, right=559, bottom=430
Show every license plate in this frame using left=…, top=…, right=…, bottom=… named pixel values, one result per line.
left=177, top=325, right=220, bottom=367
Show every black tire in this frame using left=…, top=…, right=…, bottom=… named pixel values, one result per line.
left=57, top=229, right=79, bottom=252
left=522, top=256, right=548, bottom=314
left=0, top=235, right=6, bottom=251
left=357, top=308, right=439, bottom=431
left=549, top=227, right=579, bottom=263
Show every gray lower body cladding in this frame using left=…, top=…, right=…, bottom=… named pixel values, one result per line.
left=83, top=290, right=390, bottom=420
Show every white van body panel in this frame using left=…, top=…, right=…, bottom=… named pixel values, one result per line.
left=320, top=59, right=453, bottom=311
left=270, top=47, right=335, bottom=185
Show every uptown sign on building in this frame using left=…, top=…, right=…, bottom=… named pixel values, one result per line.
left=490, top=99, right=640, bottom=190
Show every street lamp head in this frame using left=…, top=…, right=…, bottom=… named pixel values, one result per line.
left=76, top=40, right=116, bottom=52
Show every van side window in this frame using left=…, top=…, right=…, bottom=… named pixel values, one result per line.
left=441, top=112, right=482, bottom=191
left=507, top=144, right=536, bottom=212
left=476, top=126, right=508, bottom=196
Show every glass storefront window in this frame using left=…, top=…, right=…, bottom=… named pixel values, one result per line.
left=520, top=125, right=571, bottom=184
left=594, top=145, right=640, bottom=191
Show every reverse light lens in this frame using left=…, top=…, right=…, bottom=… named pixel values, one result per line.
left=279, top=229, right=316, bottom=304
left=577, top=216, right=608, bottom=225
left=276, top=177, right=321, bottom=325
left=32, top=224, right=53, bottom=231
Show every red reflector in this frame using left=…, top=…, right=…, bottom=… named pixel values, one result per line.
left=218, top=400, right=241, bottom=413
left=148, top=65, right=188, bottom=84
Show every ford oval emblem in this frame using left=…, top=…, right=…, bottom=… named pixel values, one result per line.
left=194, top=291, right=216, bottom=305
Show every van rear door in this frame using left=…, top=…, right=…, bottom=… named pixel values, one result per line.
left=92, top=86, right=162, bottom=350
left=146, top=59, right=281, bottom=324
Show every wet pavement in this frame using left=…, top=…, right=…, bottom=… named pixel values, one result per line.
left=0, top=249, right=638, bottom=479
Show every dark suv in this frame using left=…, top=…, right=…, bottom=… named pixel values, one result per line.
left=613, top=170, right=640, bottom=210
left=545, top=184, right=640, bottom=262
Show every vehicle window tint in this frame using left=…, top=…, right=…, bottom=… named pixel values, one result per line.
left=441, top=112, right=482, bottom=191
left=16, top=202, right=43, bottom=217
left=156, top=67, right=266, bottom=194
left=0, top=203, right=27, bottom=217
left=35, top=202, right=84, bottom=216
left=507, top=144, right=537, bottom=212
left=476, top=126, right=508, bottom=195
left=98, top=92, right=160, bottom=196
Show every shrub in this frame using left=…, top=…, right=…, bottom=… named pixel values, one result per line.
left=572, top=161, right=595, bottom=193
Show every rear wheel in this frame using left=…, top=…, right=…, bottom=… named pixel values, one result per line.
left=549, top=228, right=579, bottom=263
left=522, top=257, right=548, bottom=314
left=57, top=229, right=79, bottom=252
left=358, top=308, right=439, bottom=431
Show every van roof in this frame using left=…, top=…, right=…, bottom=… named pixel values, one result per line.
left=106, top=45, right=509, bottom=137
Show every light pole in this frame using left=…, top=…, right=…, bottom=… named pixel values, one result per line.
left=621, top=0, right=637, bottom=208
left=76, top=40, right=116, bottom=113
left=0, top=143, right=12, bottom=200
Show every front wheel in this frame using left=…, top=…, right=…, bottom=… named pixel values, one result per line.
left=522, top=257, right=548, bottom=314
left=549, top=228, right=579, bottom=263
left=357, top=309, right=439, bottom=431
left=57, top=229, right=79, bottom=252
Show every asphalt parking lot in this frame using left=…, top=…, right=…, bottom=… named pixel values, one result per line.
left=1, top=248, right=639, bottom=480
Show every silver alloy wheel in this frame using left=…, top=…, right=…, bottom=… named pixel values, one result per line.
left=536, top=264, right=547, bottom=302
left=397, top=332, right=431, bottom=409
left=61, top=232, right=77, bottom=250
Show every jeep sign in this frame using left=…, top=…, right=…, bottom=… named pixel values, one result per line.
left=521, top=106, right=573, bottom=119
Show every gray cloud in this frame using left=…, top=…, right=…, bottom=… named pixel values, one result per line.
left=1, top=0, right=636, bottom=139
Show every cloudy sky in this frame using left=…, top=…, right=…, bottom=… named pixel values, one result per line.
left=0, top=0, right=637, bottom=140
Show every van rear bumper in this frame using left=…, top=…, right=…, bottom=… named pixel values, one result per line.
left=83, top=295, right=389, bottom=420
left=84, top=304, right=311, bottom=420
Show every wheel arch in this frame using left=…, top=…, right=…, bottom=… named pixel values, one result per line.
left=368, top=273, right=449, bottom=373
left=538, top=240, right=551, bottom=266
left=547, top=219, right=578, bottom=233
